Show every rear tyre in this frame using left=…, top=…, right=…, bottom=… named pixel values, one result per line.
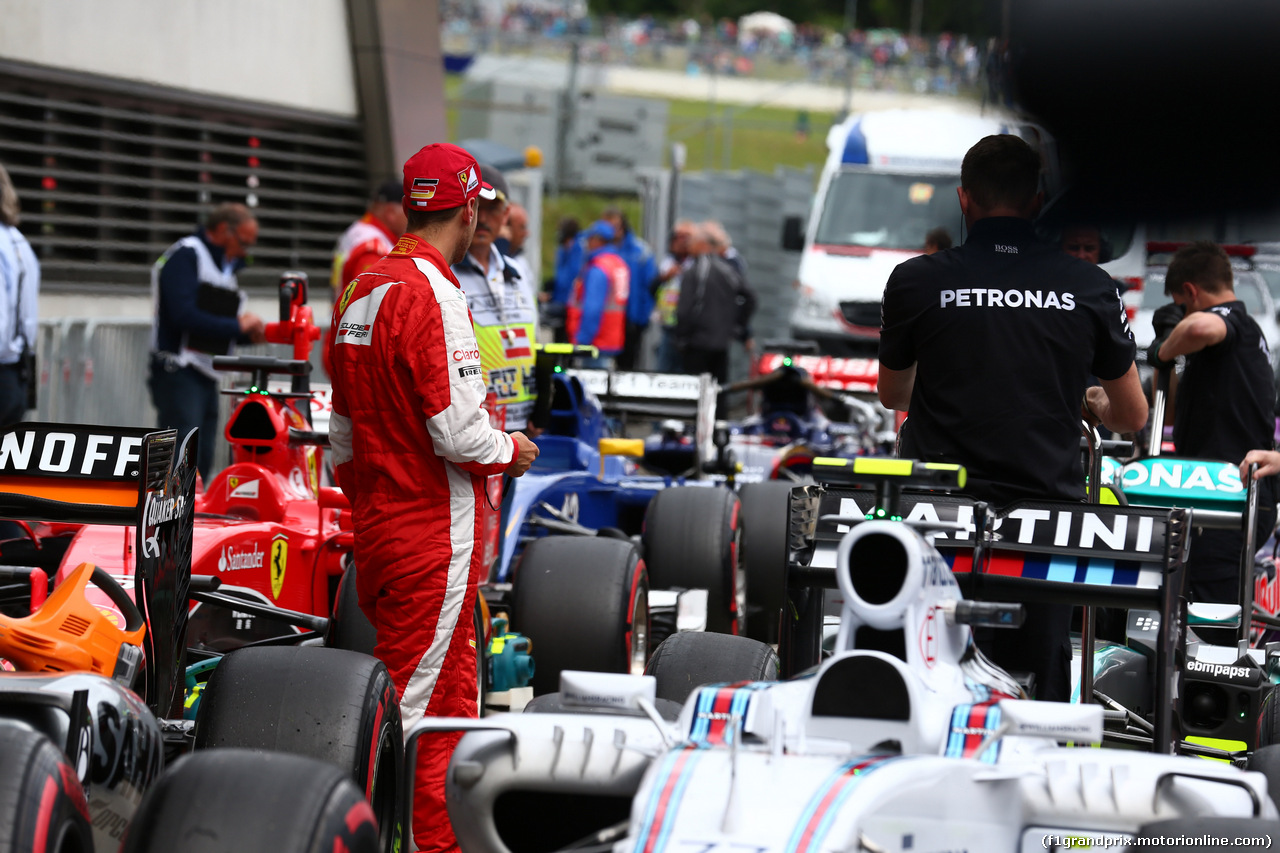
left=0, top=723, right=92, bottom=853
left=512, top=536, right=649, bottom=697
left=121, top=749, right=379, bottom=853
left=327, top=562, right=377, bottom=656
left=194, top=646, right=402, bottom=853
left=1258, top=685, right=1280, bottom=749
left=644, top=631, right=779, bottom=705
left=643, top=487, right=742, bottom=635
left=737, top=481, right=794, bottom=643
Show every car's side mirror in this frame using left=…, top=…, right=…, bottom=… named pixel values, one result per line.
left=781, top=215, right=805, bottom=252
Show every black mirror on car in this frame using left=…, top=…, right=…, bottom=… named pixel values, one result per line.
left=781, top=216, right=805, bottom=252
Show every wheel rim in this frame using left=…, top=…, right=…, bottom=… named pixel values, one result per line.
left=630, top=588, right=649, bottom=675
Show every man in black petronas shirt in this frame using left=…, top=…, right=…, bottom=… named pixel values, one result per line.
left=1148, top=242, right=1277, bottom=604
left=877, top=134, right=1148, bottom=701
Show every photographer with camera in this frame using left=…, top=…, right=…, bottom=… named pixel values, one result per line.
left=0, top=162, right=38, bottom=427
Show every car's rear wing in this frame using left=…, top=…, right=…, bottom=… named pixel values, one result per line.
left=570, top=368, right=719, bottom=462
left=756, top=352, right=881, bottom=395
left=782, top=461, right=1190, bottom=753
left=0, top=421, right=196, bottom=718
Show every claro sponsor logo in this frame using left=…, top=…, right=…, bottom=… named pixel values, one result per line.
left=453, top=348, right=480, bottom=361
left=1185, top=659, right=1255, bottom=680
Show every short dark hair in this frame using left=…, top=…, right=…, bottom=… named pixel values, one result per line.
left=924, top=226, right=953, bottom=250
left=1165, top=241, right=1233, bottom=296
left=557, top=217, right=580, bottom=244
left=206, top=202, right=254, bottom=231
left=371, top=179, right=402, bottom=203
left=960, top=135, right=1041, bottom=211
left=407, top=204, right=463, bottom=232
left=602, top=206, right=631, bottom=236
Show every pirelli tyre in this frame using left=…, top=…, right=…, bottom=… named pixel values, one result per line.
left=120, top=749, right=379, bottom=853
left=327, top=562, right=377, bottom=656
left=644, top=631, right=779, bottom=705
left=1258, top=685, right=1280, bottom=749
left=737, top=480, right=794, bottom=643
left=512, top=536, right=649, bottom=697
left=643, top=486, right=743, bottom=636
left=0, top=722, right=93, bottom=853
left=193, top=647, right=402, bottom=853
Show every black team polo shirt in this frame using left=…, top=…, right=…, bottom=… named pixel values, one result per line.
left=879, top=216, right=1136, bottom=507
left=1173, top=300, right=1274, bottom=463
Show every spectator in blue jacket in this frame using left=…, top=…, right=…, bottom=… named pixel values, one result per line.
left=569, top=221, right=630, bottom=368
left=601, top=207, right=658, bottom=370
left=544, top=217, right=582, bottom=343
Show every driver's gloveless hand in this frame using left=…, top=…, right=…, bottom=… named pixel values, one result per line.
left=506, top=432, right=539, bottom=477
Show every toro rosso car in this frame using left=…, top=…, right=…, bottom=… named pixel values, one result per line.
left=403, top=460, right=1280, bottom=853
left=0, top=424, right=400, bottom=853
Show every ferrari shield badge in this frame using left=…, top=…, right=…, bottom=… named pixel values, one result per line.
left=270, top=534, right=288, bottom=599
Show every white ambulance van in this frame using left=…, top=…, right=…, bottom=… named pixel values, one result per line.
left=784, top=110, right=1043, bottom=356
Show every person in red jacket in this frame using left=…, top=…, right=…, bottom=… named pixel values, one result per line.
left=330, top=179, right=408, bottom=298
left=328, top=143, right=538, bottom=853
left=567, top=220, right=630, bottom=367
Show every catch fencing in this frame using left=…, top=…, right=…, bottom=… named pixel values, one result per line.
left=29, top=319, right=328, bottom=478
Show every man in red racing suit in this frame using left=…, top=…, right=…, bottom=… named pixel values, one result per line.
left=328, top=142, right=539, bottom=853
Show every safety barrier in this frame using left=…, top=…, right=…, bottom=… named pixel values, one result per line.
left=30, top=319, right=327, bottom=478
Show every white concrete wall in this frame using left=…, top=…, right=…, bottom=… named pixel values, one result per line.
left=0, top=0, right=358, bottom=116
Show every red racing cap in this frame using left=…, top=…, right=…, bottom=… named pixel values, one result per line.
left=402, top=143, right=497, bottom=213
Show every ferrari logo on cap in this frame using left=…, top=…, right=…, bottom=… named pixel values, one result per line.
left=270, top=534, right=288, bottom=599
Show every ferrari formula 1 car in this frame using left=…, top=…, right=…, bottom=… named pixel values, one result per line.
left=0, top=423, right=400, bottom=853
left=401, top=460, right=1280, bottom=853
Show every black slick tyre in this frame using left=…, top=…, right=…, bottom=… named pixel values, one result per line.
left=0, top=723, right=92, bottom=853
left=737, top=480, right=794, bottom=643
left=644, top=631, right=779, bottom=705
left=512, top=536, right=649, bottom=697
left=643, top=486, right=742, bottom=635
left=327, top=562, right=377, bottom=656
left=121, top=749, right=379, bottom=853
left=193, top=646, right=402, bottom=853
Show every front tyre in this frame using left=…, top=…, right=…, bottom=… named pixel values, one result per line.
left=643, top=487, right=743, bottom=635
left=194, top=646, right=403, bottom=853
left=512, top=536, right=649, bottom=697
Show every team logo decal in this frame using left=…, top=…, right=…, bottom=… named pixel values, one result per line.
left=389, top=234, right=417, bottom=256
left=270, top=534, right=288, bottom=599
left=458, top=168, right=472, bottom=193
left=409, top=177, right=438, bottom=206
left=338, top=279, right=359, bottom=313
left=228, top=476, right=260, bottom=499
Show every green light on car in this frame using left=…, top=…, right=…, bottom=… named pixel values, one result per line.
left=782, top=357, right=792, bottom=367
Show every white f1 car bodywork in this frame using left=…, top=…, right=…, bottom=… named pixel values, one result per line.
left=409, top=483, right=1278, bottom=853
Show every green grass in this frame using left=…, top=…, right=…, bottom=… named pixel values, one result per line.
left=665, top=96, right=831, bottom=175
left=444, top=73, right=833, bottom=279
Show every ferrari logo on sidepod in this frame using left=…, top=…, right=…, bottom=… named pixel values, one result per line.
left=270, top=534, right=288, bottom=599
